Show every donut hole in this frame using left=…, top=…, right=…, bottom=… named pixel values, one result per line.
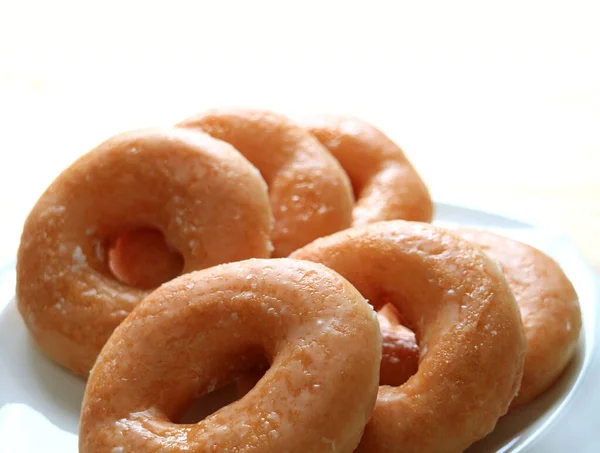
left=378, top=303, right=420, bottom=386
left=107, top=227, right=184, bottom=289
left=234, top=363, right=270, bottom=397
left=177, top=383, right=240, bottom=424
left=176, top=351, right=270, bottom=424
left=349, top=178, right=363, bottom=200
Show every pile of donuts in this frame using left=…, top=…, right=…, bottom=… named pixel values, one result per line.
left=16, top=109, right=582, bottom=453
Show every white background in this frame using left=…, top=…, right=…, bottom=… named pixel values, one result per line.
left=1, top=0, right=599, bottom=266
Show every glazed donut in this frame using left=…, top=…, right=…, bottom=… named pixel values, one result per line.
left=80, top=258, right=382, bottom=453
left=456, top=229, right=581, bottom=406
left=290, top=221, right=526, bottom=453
left=178, top=109, right=354, bottom=257
left=17, top=128, right=273, bottom=377
left=303, top=115, right=433, bottom=225
left=373, top=229, right=582, bottom=407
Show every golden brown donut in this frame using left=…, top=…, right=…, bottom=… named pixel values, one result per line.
left=457, top=229, right=581, bottom=406
left=303, top=115, right=433, bottom=225
left=178, top=109, right=354, bottom=257
left=80, top=258, right=382, bottom=453
left=375, top=229, right=582, bottom=407
left=17, top=128, right=273, bottom=377
left=290, top=221, right=526, bottom=453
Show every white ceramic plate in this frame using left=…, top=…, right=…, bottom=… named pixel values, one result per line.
left=1, top=203, right=599, bottom=453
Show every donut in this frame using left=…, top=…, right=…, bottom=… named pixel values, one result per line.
left=290, top=221, right=526, bottom=453
left=178, top=109, right=354, bottom=257
left=456, top=229, right=581, bottom=406
left=17, top=128, right=274, bottom=377
left=80, top=258, right=382, bottom=453
left=303, top=115, right=433, bottom=225
left=373, top=228, right=582, bottom=407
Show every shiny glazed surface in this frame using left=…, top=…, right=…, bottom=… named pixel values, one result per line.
left=291, top=221, right=527, bottom=453
left=457, top=229, right=582, bottom=406
left=79, top=259, right=382, bottom=453
left=178, top=109, right=354, bottom=257
left=304, top=115, right=433, bottom=225
left=376, top=228, right=582, bottom=407
left=16, top=128, right=273, bottom=376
